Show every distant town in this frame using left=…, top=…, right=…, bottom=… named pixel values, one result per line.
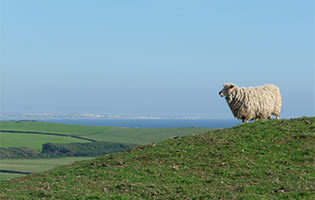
left=0, top=112, right=187, bottom=120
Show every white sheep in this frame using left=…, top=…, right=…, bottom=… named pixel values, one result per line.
left=219, top=83, right=282, bottom=123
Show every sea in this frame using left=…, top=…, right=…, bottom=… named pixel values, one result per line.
left=43, top=119, right=240, bottom=128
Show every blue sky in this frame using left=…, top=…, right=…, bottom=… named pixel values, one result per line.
left=1, top=0, right=314, bottom=119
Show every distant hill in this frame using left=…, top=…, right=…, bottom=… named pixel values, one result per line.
left=1, top=117, right=314, bottom=199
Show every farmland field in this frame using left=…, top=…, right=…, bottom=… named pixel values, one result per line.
left=0, top=132, right=89, bottom=151
left=83, top=127, right=213, bottom=144
left=0, top=157, right=94, bottom=180
left=0, top=121, right=214, bottom=145
left=0, top=173, right=24, bottom=180
left=0, top=121, right=120, bottom=136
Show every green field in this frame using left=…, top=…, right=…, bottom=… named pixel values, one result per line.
left=0, top=132, right=89, bottom=151
left=0, top=117, right=313, bottom=199
left=0, top=173, right=25, bottom=180
left=0, top=121, right=214, bottom=145
left=0, top=121, right=116, bottom=136
left=0, top=157, right=94, bottom=180
left=82, top=127, right=213, bottom=144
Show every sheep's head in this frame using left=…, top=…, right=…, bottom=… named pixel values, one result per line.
left=219, top=83, right=236, bottom=97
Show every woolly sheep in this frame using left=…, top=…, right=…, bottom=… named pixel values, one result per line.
left=219, top=83, right=282, bottom=123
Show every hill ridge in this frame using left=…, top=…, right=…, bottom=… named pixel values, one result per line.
left=1, top=117, right=314, bottom=199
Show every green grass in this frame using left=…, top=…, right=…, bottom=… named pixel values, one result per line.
left=0, top=173, right=25, bottom=180
left=0, top=121, right=214, bottom=145
left=0, top=121, right=117, bottom=136
left=0, top=132, right=90, bottom=151
left=0, top=157, right=94, bottom=180
left=0, top=117, right=314, bottom=199
left=83, top=127, right=213, bottom=144
left=0, top=121, right=213, bottom=180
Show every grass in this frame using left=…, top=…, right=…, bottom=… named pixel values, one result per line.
left=0, top=173, right=25, bottom=180
left=0, top=121, right=116, bottom=136
left=0, top=121, right=214, bottom=145
left=82, top=127, right=213, bottom=144
left=0, top=157, right=94, bottom=180
left=0, top=117, right=314, bottom=199
left=0, top=121, right=213, bottom=180
left=0, top=132, right=89, bottom=151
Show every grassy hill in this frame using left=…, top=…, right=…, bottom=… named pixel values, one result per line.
left=0, top=117, right=314, bottom=199
left=0, top=121, right=213, bottom=180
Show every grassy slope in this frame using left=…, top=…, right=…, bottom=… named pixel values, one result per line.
left=0, top=132, right=89, bottom=151
left=0, top=121, right=212, bottom=180
left=0, top=117, right=314, bottom=199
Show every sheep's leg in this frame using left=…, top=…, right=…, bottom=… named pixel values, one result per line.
left=241, top=116, right=248, bottom=124
left=276, top=116, right=280, bottom=120
left=241, top=119, right=248, bottom=124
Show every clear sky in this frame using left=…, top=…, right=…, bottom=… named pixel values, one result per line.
left=0, top=0, right=314, bottom=119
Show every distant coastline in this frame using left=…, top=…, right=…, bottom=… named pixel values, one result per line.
left=0, top=112, right=240, bottom=128
left=41, top=119, right=239, bottom=128
left=0, top=112, right=198, bottom=120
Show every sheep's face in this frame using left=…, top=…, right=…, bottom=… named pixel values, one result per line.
left=219, top=83, right=236, bottom=97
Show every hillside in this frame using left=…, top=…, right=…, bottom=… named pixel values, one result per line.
left=0, top=121, right=213, bottom=180
left=1, top=117, right=314, bottom=199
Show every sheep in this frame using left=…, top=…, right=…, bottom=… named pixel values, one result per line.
left=219, top=83, right=282, bottom=123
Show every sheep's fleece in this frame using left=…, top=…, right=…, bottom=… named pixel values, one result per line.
left=219, top=83, right=282, bottom=123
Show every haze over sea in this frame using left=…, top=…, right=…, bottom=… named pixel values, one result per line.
left=44, top=119, right=239, bottom=128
